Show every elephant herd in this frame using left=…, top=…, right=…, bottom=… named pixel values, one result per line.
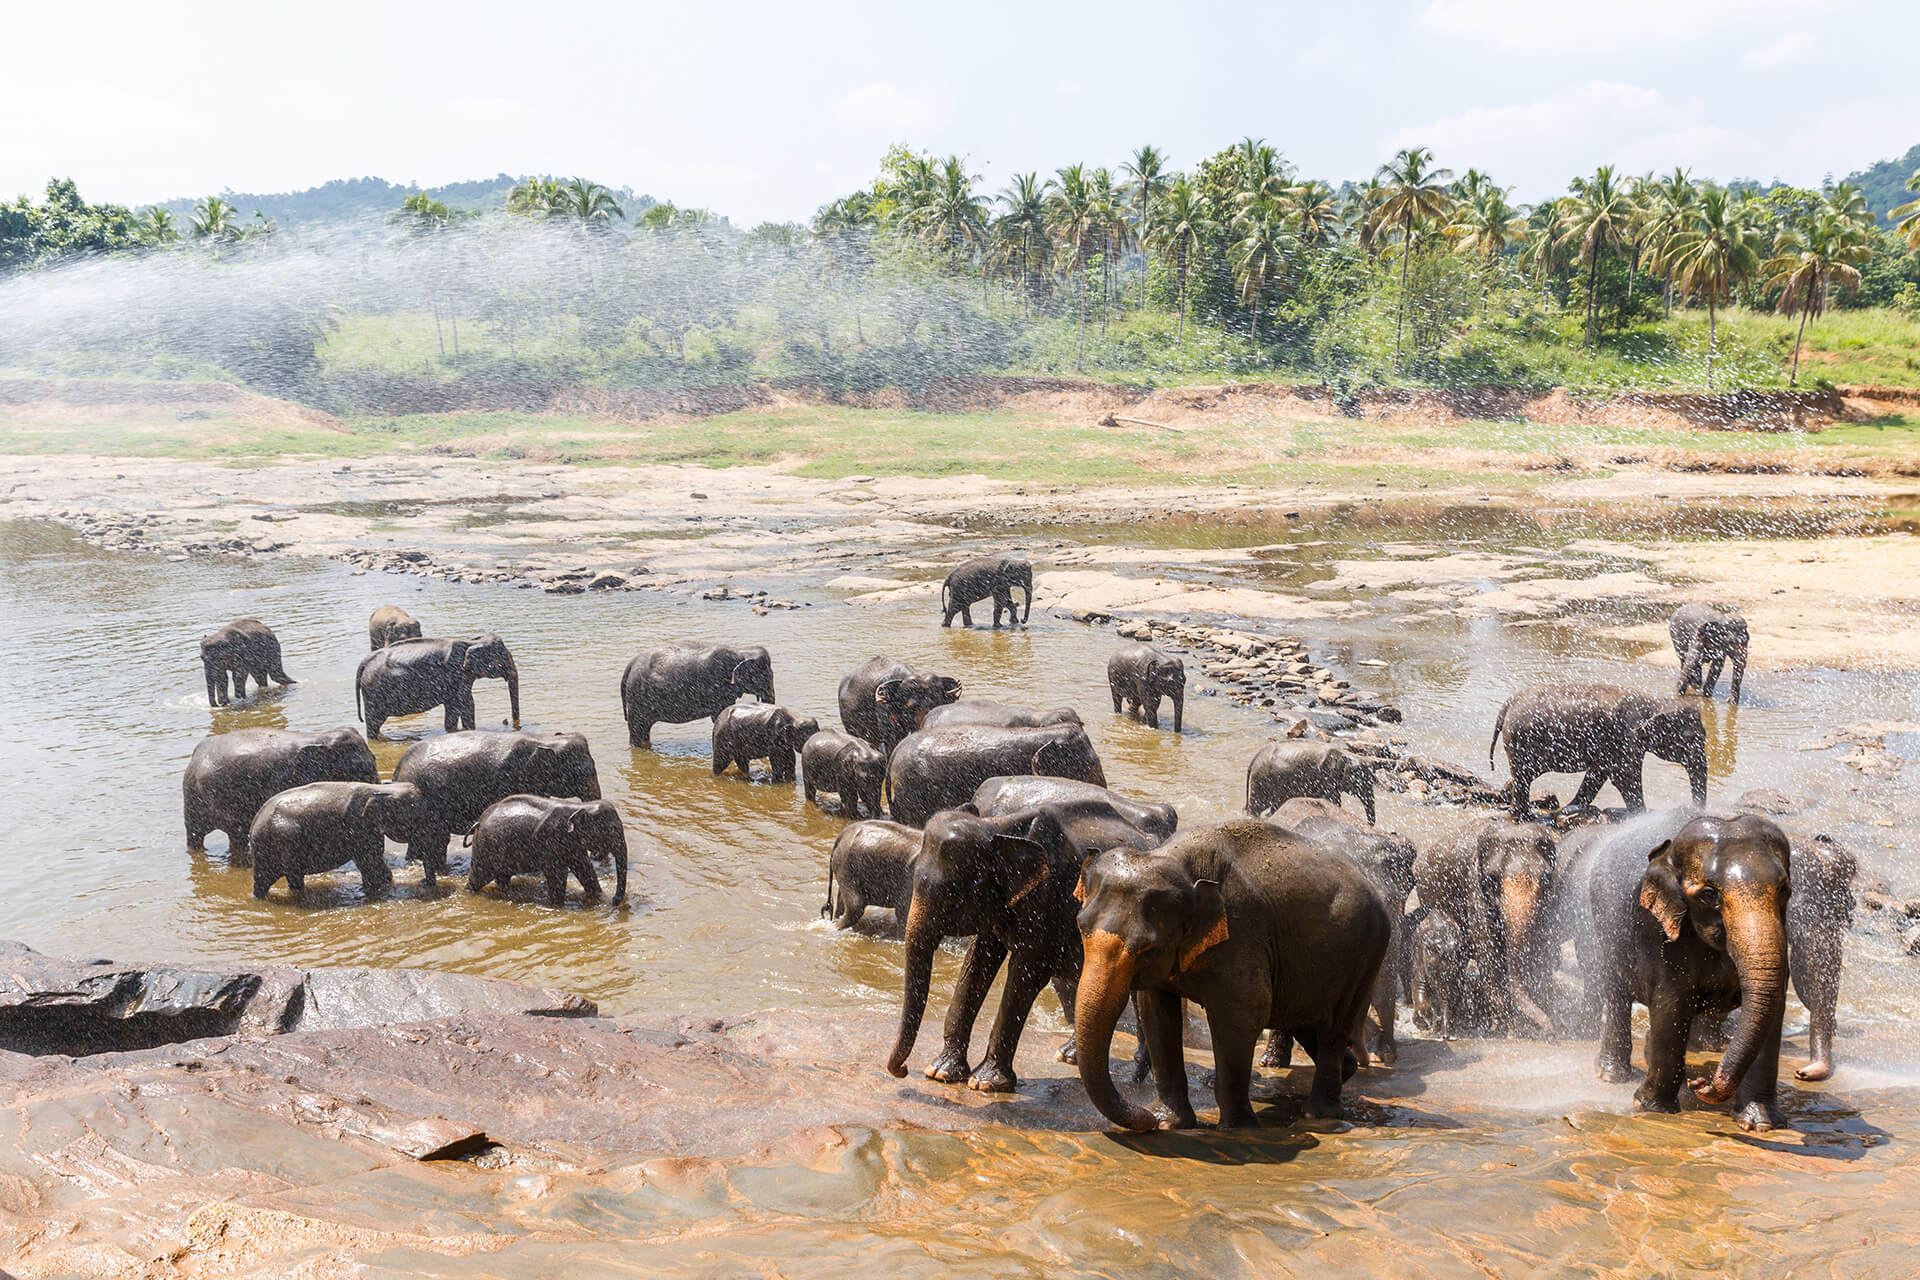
left=181, top=589, right=1834, bottom=1134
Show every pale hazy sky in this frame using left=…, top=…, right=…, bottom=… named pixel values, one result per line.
left=8, top=0, right=1917, bottom=222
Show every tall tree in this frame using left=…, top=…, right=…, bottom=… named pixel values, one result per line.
left=1230, top=205, right=1290, bottom=355
left=134, top=206, right=179, bottom=247
left=994, top=172, right=1053, bottom=316
left=190, top=196, right=239, bottom=240
left=1639, top=168, right=1699, bottom=318
left=554, top=178, right=623, bottom=226
left=1122, top=145, right=1170, bottom=307
left=909, top=155, right=987, bottom=270
left=1889, top=168, right=1920, bottom=250
left=1149, top=176, right=1211, bottom=342
left=1370, top=147, right=1454, bottom=370
left=1048, top=164, right=1097, bottom=369
left=1762, top=207, right=1873, bottom=386
left=1556, top=164, right=1639, bottom=343
left=1657, top=186, right=1761, bottom=390
left=1447, top=184, right=1524, bottom=308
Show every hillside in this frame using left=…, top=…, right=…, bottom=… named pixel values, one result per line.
left=1846, top=143, right=1920, bottom=224
left=147, top=175, right=657, bottom=227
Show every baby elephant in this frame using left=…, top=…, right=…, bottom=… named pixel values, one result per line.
left=1108, top=643, right=1186, bottom=732
left=713, top=703, right=821, bottom=782
left=802, top=729, right=887, bottom=817
left=249, top=781, right=421, bottom=899
left=201, top=619, right=295, bottom=707
left=825, top=820, right=922, bottom=927
left=1246, top=740, right=1376, bottom=824
left=1670, top=603, right=1748, bottom=704
left=1409, top=908, right=1470, bottom=1041
left=369, top=605, right=424, bottom=650
left=467, top=795, right=628, bottom=907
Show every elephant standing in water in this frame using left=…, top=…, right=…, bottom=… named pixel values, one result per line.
left=249, top=781, right=421, bottom=899
left=824, top=820, right=922, bottom=928
left=390, top=730, right=601, bottom=886
left=1108, top=643, right=1186, bottom=732
left=712, top=703, right=819, bottom=783
left=941, top=555, right=1032, bottom=628
left=1245, top=741, right=1375, bottom=824
left=183, top=726, right=378, bottom=852
left=368, top=606, right=424, bottom=650
left=466, top=795, right=628, bottom=907
left=922, top=699, right=1081, bottom=730
left=200, top=619, right=295, bottom=707
left=356, top=635, right=520, bottom=740
left=802, top=730, right=888, bottom=817
left=886, top=723, right=1108, bottom=828
left=1671, top=603, right=1749, bottom=704
left=621, top=642, right=774, bottom=748
left=1413, top=818, right=1559, bottom=1036
left=837, top=656, right=961, bottom=758
left=1408, top=908, right=1470, bottom=1040
left=1489, top=682, right=1707, bottom=820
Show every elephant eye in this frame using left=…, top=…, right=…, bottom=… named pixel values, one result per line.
left=1693, top=885, right=1722, bottom=910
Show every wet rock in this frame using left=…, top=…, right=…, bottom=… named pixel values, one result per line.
left=1863, top=891, right=1898, bottom=913
left=544, top=580, right=586, bottom=594
left=1905, top=924, right=1920, bottom=957
left=1304, top=708, right=1353, bottom=733
left=1737, top=788, right=1805, bottom=815
left=588, top=571, right=628, bottom=590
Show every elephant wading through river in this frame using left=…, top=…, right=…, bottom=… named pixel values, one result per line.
left=249, top=781, right=421, bottom=899
left=1490, top=681, right=1707, bottom=821
left=712, top=703, right=819, bottom=783
left=941, top=555, right=1032, bottom=628
left=1108, top=643, right=1186, bottom=732
left=368, top=606, right=424, bottom=650
left=1671, top=603, right=1749, bottom=704
left=825, top=819, right=921, bottom=928
left=1413, top=817, right=1558, bottom=1036
left=838, top=657, right=961, bottom=759
left=390, top=731, right=601, bottom=886
left=183, top=726, right=378, bottom=853
left=1246, top=741, right=1375, bottom=824
left=356, top=635, right=520, bottom=740
left=467, top=796, right=628, bottom=907
left=622, top=642, right=775, bottom=749
left=200, top=619, right=295, bottom=707
left=887, top=723, right=1108, bottom=828
left=802, top=729, right=887, bottom=817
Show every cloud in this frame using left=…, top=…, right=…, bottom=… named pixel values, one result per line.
left=1419, top=0, right=1835, bottom=53
left=442, top=96, right=529, bottom=127
left=1743, top=30, right=1814, bottom=67
left=830, top=82, right=951, bottom=133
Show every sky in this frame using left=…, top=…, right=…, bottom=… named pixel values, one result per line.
left=6, top=0, right=1918, bottom=223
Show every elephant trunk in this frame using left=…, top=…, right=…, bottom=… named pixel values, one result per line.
left=1684, top=744, right=1708, bottom=807
left=1073, top=931, right=1160, bottom=1132
left=1729, top=643, right=1748, bottom=705
left=1499, top=875, right=1553, bottom=1034
left=1678, top=642, right=1702, bottom=694
left=1696, top=895, right=1788, bottom=1104
left=608, top=826, right=629, bottom=906
left=887, top=890, right=940, bottom=1077
left=503, top=658, right=521, bottom=727
left=1170, top=687, right=1184, bottom=734
left=1020, top=575, right=1032, bottom=623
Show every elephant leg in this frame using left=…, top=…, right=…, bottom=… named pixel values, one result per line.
left=774, top=754, right=795, bottom=784
left=573, top=855, right=603, bottom=904
left=1203, top=1003, right=1265, bottom=1128
left=1633, top=985, right=1691, bottom=1113
left=366, top=709, right=386, bottom=741
left=835, top=887, right=866, bottom=927
left=1051, top=974, right=1080, bottom=1064
left=1596, top=983, right=1636, bottom=1083
left=803, top=777, right=817, bottom=803
left=356, top=841, right=393, bottom=895
left=444, top=700, right=461, bottom=732
left=466, top=858, right=489, bottom=893
left=1140, top=988, right=1200, bottom=1128
left=1110, top=683, right=1124, bottom=714
left=1260, top=1029, right=1293, bottom=1068
left=1144, top=695, right=1160, bottom=730
left=410, top=831, right=450, bottom=888
left=1790, top=922, right=1842, bottom=1082
left=1730, top=1015, right=1784, bottom=1131
left=1507, top=766, right=1536, bottom=821
left=544, top=867, right=568, bottom=907
left=1615, top=762, right=1647, bottom=812
left=287, top=873, right=306, bottom=895
left=628, top=714, right=651, bottom=749
left=1702, top=658, right=1726, bottom=699
left=972, top=947, right=1053, bottom=1092
left=252, top=862, right=274, bottom=899
left=1368, top=952, right=1399, bottom=1066
left=1569, top=770, right=1608, bottom=808
left=926, top=934, right=1008, bottom=1083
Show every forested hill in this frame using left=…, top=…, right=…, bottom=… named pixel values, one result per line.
left=1847, top=144, right=1920, bottom=224
left=148, top=175, right=655, bottom=227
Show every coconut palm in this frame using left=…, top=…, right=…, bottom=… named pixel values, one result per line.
left=507, top=177, right=563, bottom=218
left=1370, top=147, right=1454, bottom=370
left=1123, top=145, right=1170, bottom=306
left=1231, top=204, right=1291, bottom=355
left=554, top=178, right=623, bottom=226
left=1822, top=180, right=1873, bottom=231
left=1448, top=185, right=1525, bottom=307
left=1518, top=199, right=1570, bottom=290
left=190, top=196, right=239, bottom=240
left=1657, top=186, right=1761, bottom=390
left=1149, top=177, right=1212, bottom=343
left=995, top=173, right=1054, bottom=315
left=1557, top=164, right=1639, bottom=344
left=1892, top=168, right=1920, bottom=250
left=1639, top=168, right=1699, bottom=318
left=1048, top=164, right=1098, bottom=369
left=134, top=206, right=178, bottom=247
left=1345, top=176, right=1388, bottom=258
left=1762, top=210, right=1874, bottom=386
left=1089, top=167, right=1125, bottom=334
left=1291, top=180, right=1340, bottom=247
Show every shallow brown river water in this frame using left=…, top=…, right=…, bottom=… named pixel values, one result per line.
left=3, top=513, right=1918, bottom=1274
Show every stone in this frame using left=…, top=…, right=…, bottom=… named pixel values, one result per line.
left=588, top=572, right=628, bottom=590
left=544, top=581, right=585, bottom=594
left=1905, top=925, right=1920, bottom=958
left=1736, top=788, right=1805, bottom=815
left=1862, top=891, right=1897, bottom=913
left=1282, top=718, right=1311, bottom=738
left=1304, top=708, right=1352, bottom=733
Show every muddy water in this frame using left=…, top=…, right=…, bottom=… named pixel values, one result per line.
left=4, top=514, right=1920, bottom=1270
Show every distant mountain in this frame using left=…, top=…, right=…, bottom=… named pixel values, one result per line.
left=147, top=175, right=657, bottom=228
left=1843, top=144, right=1920, bottom=225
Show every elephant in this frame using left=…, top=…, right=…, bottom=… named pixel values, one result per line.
left=971, top=776, right=1177, bottom=844
left=356, top=635, right=521, bottom=740
left=1408, top=907, right=1470, bottom=1041
left=838, top=656, right=961, bottom=758
left=1413, top=818, right=1559, bottom=1036
left=1272, top=797, right=1417, bottom=1064
left=712, top=703, right=820, bottom=783
left=1671, top=603, right=1749, bottom=704
left=1107, top=643, right=1186, bottom=732
left=802, top=729, right=887, bottom=817
left=941, top=555, right=1032, bottom=628
left=183, top=726, right=378, bottom=853
left=390, top=730, right=601, bottom=886
left=248, top=781, right=421, bottom=899
left=887, top=723, right=1109, bottom=828
left=824, top=819, right=921, bottom=927
left=1245, top=741, right=1376, bottom=824
left=921, top=699, right=1082, bottom=730
left=1564, top=810, right=1793, bottom=1130
left=1489, top=681, right=1707, bottom=821
left=1074, top=818, right=1392, bottom=1130
left=466, top=795, right=628, bottom=907
left=622, top=642, right=775, bottom=749
left=368, top=605, right=424, bottom=650
left=200, top=619, right=295, bottom=707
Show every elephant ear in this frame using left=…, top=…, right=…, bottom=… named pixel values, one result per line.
left=990, top=834, right=1050, bottom=907
left=345, top=789, right=376, bottom=822
left=1638, top=841, right=1689, bottom=942
left=1176, top=879, right=1229, bottom=974
left=291, top=744, right=329, bottom=782
left=936, top=676, right=963, bottom=699
left=874, top=678, right=903, bottom=708
left=533, top=805, right=577, bottom=842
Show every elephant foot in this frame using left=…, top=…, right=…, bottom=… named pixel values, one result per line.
left=1734, top=1099, right=1783, bottom=1132
left=1369, top=1036, right=1398, bottom=1068
left=1260, top=1035, right=1292, bottom=1069
left=1794, top=1059, right=1833, bottom=1082
left=1596, top=1056, right=1635, bottom=1084
left=1301, top=1095, right=1343, bottom=1122
left=1055, top=1037, right=1078, bottom=1066
left=1632, top=1084, right=1682, bottom=1114
left=924, top=1047, right=972, bottom=1084
left=967, top=1062, right=1018, bottom=1094
left=1158, top=1106, right=1201, bottom=1130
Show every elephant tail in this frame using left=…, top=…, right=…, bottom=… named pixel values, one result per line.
left=823, top=862, right=836, bottom=920
left=940, top=578, right=951, bottom=616
left=355, top=674, right=365, bottom=725
left=1488, top=702, right=1508, bottom=770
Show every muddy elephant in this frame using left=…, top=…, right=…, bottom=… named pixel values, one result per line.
left=802, top=729, right=887, bottom=817
left=200, top=619, right=295, bottom=707
left=824, top=819, right=921, bottom=927
left=972, top=776, right=1177, bottom=844
left=356, top=635, right=520, bottom=740
left=248, top=781, right=421, bottom=899
left=1074, top=819, right=1391, bottom=1130
left=1273, top=797, right=1416, bottom=1064
left=1671, top=604, right=1749, bottom=704
left=922, top=699, right=1081, bottom=730
left=887, top=723, right=1108, bottom=828
left=622, top=642, right=775, bottom=749
left=1408, top=907, right=1470, bottom=1041
left=466, top=795, right=628, bottom=907
left=183, top=726, right=378, bottom=853
left=368, top=605, right=424, bottom=650
left=1245, top=741, right=1375, bottom=824
left=1413, top=818, right=1558, bottom=1036
left=1490, top=681, right=1707, bottom=820
left=712, top=703, right=819, bottom=783
left=838, top=656, right=961, bottom=758
left=390, top=730, right=601, bottom=886
left=941, top=555, right=1032, bottom=628
left=1571, top=811, right=1793, bottom=1130
left=1108, top=643, right=1186, bottom=732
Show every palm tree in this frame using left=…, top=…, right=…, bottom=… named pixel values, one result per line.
left=507, top=177, right=563, bottom=218
left=1639, top=168, right=1699, bottom=318
left=1892, top=168, right=1920, bottom=250
left=909, top=155, right=988, bottom=270
left=1370, top=147, right=1454, bottom=370
left=1122, top=145, right=1170, bottom=306
left=1346, top=176, right=1388, bottom=259
left=1557, top=164, right=1639, bottom=344
left=1048, top=164, right=1097, bottom=369
left=190, top=196, right=238, bottom=240
left=1762, top=210, right=1873, bottom=386
left=554, top=178, right=623, bottom=226
left=1089, top=167, right=1123, bottom=334
left=1447, top=185, right=1525, bottom=308
left=1657, top=186, right=1761, bottom=390
left=1519, top=199, right=1570, bottom=292
left=1822, top=180, right=1872, bottom=231
left=1291, top=180, right=1339, bottom=247
left=1149, top=177, right=1211, bottom=343
left=994, top=173, right=1053, bottom=315
left=1230, top=205, right=1290, bottom=356
left=134, top=207, right=178, bottom=247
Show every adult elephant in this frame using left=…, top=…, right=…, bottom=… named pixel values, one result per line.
left=838, top=656, right=961, bottom=758
left=390, top=730, right=601, bottom=886
left=941, top=555, right=1032, bottom=629
left=1489, top=682, right=1707, bottom=821
left=712, top=703, right=819, bottom=783
left=200, top=619, right=295, bottom=707
left=1245, top=741, right=1375, bottom=824
left=183, top=726, right=378, bottom=853
left=802, top=730, right=887, bottom=817
left=368, top=605, right=424, bottom=650
left=887, top=723, right=1108, bottom=828
left=1671, top=604, right=1749, bottom=704
left=972, top=776, right=1177, bottom=844
left=249, top=781, right=421, bottom=899
left=1564, top=810, right=1792, bottom=1131
left=356, top=635, right=520, bottom=741
left=1107, top=643, right=1186, bottom=732
left=1413, top=818, right=1559, bottom=1036
left=466, top=796, right=628, bottom=907
left=1074, top=819, right=1391, bottom=1130
left=922, top=699, right=1081, bottom=730
left=622, top=642, right=774, bottom=749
